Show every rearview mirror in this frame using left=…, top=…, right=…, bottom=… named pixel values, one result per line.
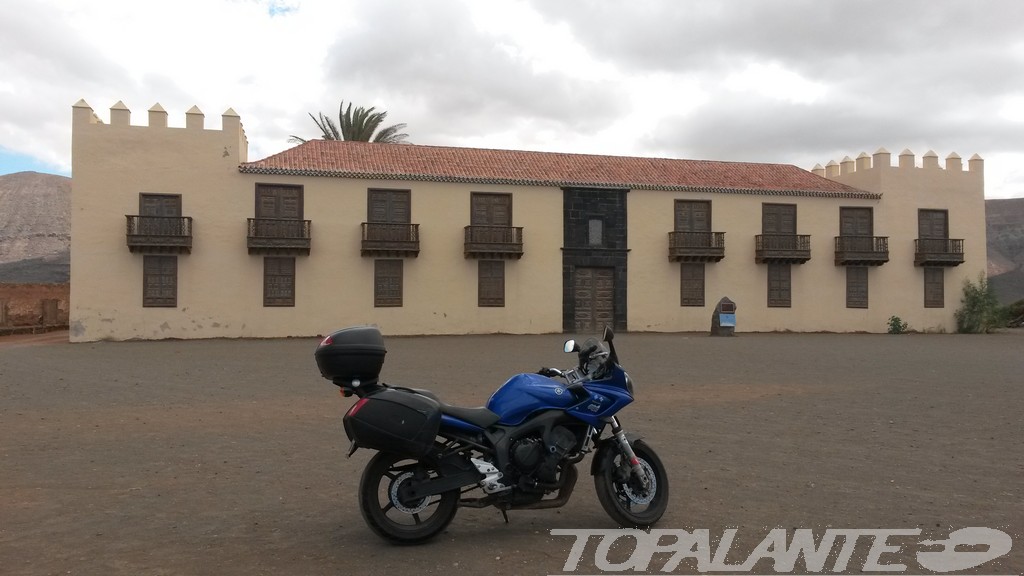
left=602, top=326, right=614, bottom=342
left=563, top=339, right=579, bottom=353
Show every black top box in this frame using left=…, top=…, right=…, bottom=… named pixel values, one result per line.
left=315, top=325, right=387, bottom=386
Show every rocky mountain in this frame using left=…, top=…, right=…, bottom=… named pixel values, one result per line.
left=986, top=197, right=1024, bottom=304
left=0, top=171, right=1022, bottom=303
left=0, top=172, right=71, bottom=283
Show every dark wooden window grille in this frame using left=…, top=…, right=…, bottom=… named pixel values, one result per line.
left=143, top=255, right=177, bottom=307
left=767, top=263, right=791, bottom=308
left=924, top=267, right=944, bottom=308
left=264, top=257, right=295, bottom=307
left=374, top=260, right=403, bottom=307
left=846, top=266, right=869, bottom=308
left=680, top=263, right=705, bottom=306
left=478, top=260, right=505, bottom=307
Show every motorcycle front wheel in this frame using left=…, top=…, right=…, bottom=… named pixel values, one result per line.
left=594, top=438, right=669, bottom=528
left=358, top=451, right=459, bottom=544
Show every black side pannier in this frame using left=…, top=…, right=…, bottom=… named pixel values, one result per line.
left=343, top=389, right=441, bottom=457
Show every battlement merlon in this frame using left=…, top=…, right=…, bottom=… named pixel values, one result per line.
left=72, top=99, right=249, bottom=162
left=812, top=147, right=983, bottom=176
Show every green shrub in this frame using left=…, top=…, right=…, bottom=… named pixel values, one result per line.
left=954, top=274, right=1008, bottom=333
left=887, top=315, right=909, bottom=334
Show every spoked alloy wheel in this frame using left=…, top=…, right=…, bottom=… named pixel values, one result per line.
left=358, top=451, right=459, bottom=544
left=594, top=439, right=669, bottom=528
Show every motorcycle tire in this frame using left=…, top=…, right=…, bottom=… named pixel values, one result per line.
left=593, top=439, right=669, bottom=528
left=358, top=450, right=459, bottom=544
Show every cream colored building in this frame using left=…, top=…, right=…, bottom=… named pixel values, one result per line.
left=70, top=100, right=986, bottom=341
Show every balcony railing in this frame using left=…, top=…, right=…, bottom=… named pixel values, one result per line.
left=668, top=231, right=725, bottom=262
left=464, top=225, right=524, bottom=259
left=834, top=235, right=889, bottom=266
left=755, top=234, right=811, bottom=264
left=914, top=238, right=964, bottom=266
left=247, top=218, right=311, bottom=255
left=126, top=215, right=193, bottom=254
left=361, top=223, right=420, bottom=257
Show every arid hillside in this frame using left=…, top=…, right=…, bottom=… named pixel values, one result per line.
left=0, top=172, right=71, bottom=283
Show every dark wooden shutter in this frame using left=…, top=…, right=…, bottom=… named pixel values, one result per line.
left=374, top=260, right=403, bottom=307
left=680, top=263, right=705, bottom=306
left=918, top=210, right=949, bottom=239
left=767, top=264, right=791, bottom=307
left=263, top=257, right=295, bottom=306
left=478, top=260, right=505, bottom=307
left=368, top=189, right=411, bottom=223
left=143, top=255, right=177, bottom=307
left=846, top=266, right=868, bottom=308
left=763, top=204, right=796, bottom=234
left=471, top=193, right=512, bottom=226
left=255, top=185, right=303, bottom=219
left=840, top=207, right=873, bottom=236
left=924, top=267, right=944, bottom=308
left=675, top=200, right=711, bottom=232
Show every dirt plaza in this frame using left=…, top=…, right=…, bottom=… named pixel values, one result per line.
left=1, top=330, right=1022, bottom=575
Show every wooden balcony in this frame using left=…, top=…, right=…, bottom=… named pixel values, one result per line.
left=361, top=223, right=420, bottom=257
left=126, top=215, right=193, bottom=254
left=755, top=234, right=811, bottom=264
left=668, top=231, right=725, bottom=262
left=247, top=218, right=311, bottom=255
left=464, top=225, right=523, bottom=259
left=834, top=236, right=889, bottom=266
left=915, top=238, right=964, bottom=266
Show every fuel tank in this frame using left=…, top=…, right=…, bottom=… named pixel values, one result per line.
left=485, top=373, right=575, bottom=425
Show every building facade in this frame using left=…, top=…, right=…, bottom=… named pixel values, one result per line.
left=69, top=101, right=986, bottom=342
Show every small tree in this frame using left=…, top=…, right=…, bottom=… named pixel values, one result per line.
left=954, top=274, right=1007, bottom=333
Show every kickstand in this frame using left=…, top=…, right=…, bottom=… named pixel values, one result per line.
left=500, top=508, right=510, bottom=524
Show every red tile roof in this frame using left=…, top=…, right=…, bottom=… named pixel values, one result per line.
left=240, top=141, right=878, bottom=199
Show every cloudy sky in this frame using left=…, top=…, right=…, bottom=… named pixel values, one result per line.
left=2, top=0, right=1023, bottom=198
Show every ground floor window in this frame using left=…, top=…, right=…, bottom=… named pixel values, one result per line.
left=680, top=263, right=705, bottom=306
left=143, top=255, right=177, bottom=307
left=924, top=267, right=944, bottom=308
left=767, top=264, right=791, bottom=308
left=264, top=257, right=295, bottom=307
left=846, top=266, right=868, bottom=308
left=478, top=260, right=505, bottom=307
left=374, top=259, right=403, bottom=307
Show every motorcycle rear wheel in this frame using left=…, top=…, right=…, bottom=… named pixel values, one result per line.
left=358, top=451, right=459, bottom=544
left=594, top=439, right=669, bottom=528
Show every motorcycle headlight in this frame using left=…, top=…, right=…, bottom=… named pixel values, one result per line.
left=624, top=372, right=634, bottom=396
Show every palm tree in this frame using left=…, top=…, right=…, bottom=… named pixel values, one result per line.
left=289, top=100, right=408, bottom=144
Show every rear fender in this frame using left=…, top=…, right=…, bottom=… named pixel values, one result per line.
left=590, top=432, right=643, bottom=476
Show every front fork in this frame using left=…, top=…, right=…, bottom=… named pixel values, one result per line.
left=608, top=416, right=652, bottom=490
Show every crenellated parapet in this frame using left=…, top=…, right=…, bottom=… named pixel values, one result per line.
left=72, top=99, right=248, bottom=163
left=811, top=147, right=983, bottom=179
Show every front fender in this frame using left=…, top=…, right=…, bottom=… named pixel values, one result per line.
left=590, top=432, right=643, bottom=476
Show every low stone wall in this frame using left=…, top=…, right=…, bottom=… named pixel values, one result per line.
left=0, top=283, right=70, bottom=333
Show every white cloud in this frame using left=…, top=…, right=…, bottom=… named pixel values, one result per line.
left=0, top=0, right=1022, bottom=198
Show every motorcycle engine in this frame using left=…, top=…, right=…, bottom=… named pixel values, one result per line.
left=509, top=426, right=578, bottom=486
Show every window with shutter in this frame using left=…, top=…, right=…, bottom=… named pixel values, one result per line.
left=374, top=260, right=403, bottom=307
left=767, top=264, right=791, bottom=307
left=478, top=260, right=505, bottom=307
left=263, top=257, right=295, bottom=306
left=924, top=267, right=944, bottom=308
left=680, top=263, right=705, bottom=306
left=143, top=255, right=177, bottom=307
left=846, top=266, right=869, bottom=308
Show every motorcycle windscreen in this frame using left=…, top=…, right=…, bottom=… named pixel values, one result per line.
left=485, top=373, right=576, bottom=426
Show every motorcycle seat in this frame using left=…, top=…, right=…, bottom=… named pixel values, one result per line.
left=409, top=388, right=500, bottom=429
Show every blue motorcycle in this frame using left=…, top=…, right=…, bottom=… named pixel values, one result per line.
left=315, top=325, right=669, bottom=544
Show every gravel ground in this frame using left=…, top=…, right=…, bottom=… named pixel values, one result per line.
left=1, top=329, right=1022, bottom=575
